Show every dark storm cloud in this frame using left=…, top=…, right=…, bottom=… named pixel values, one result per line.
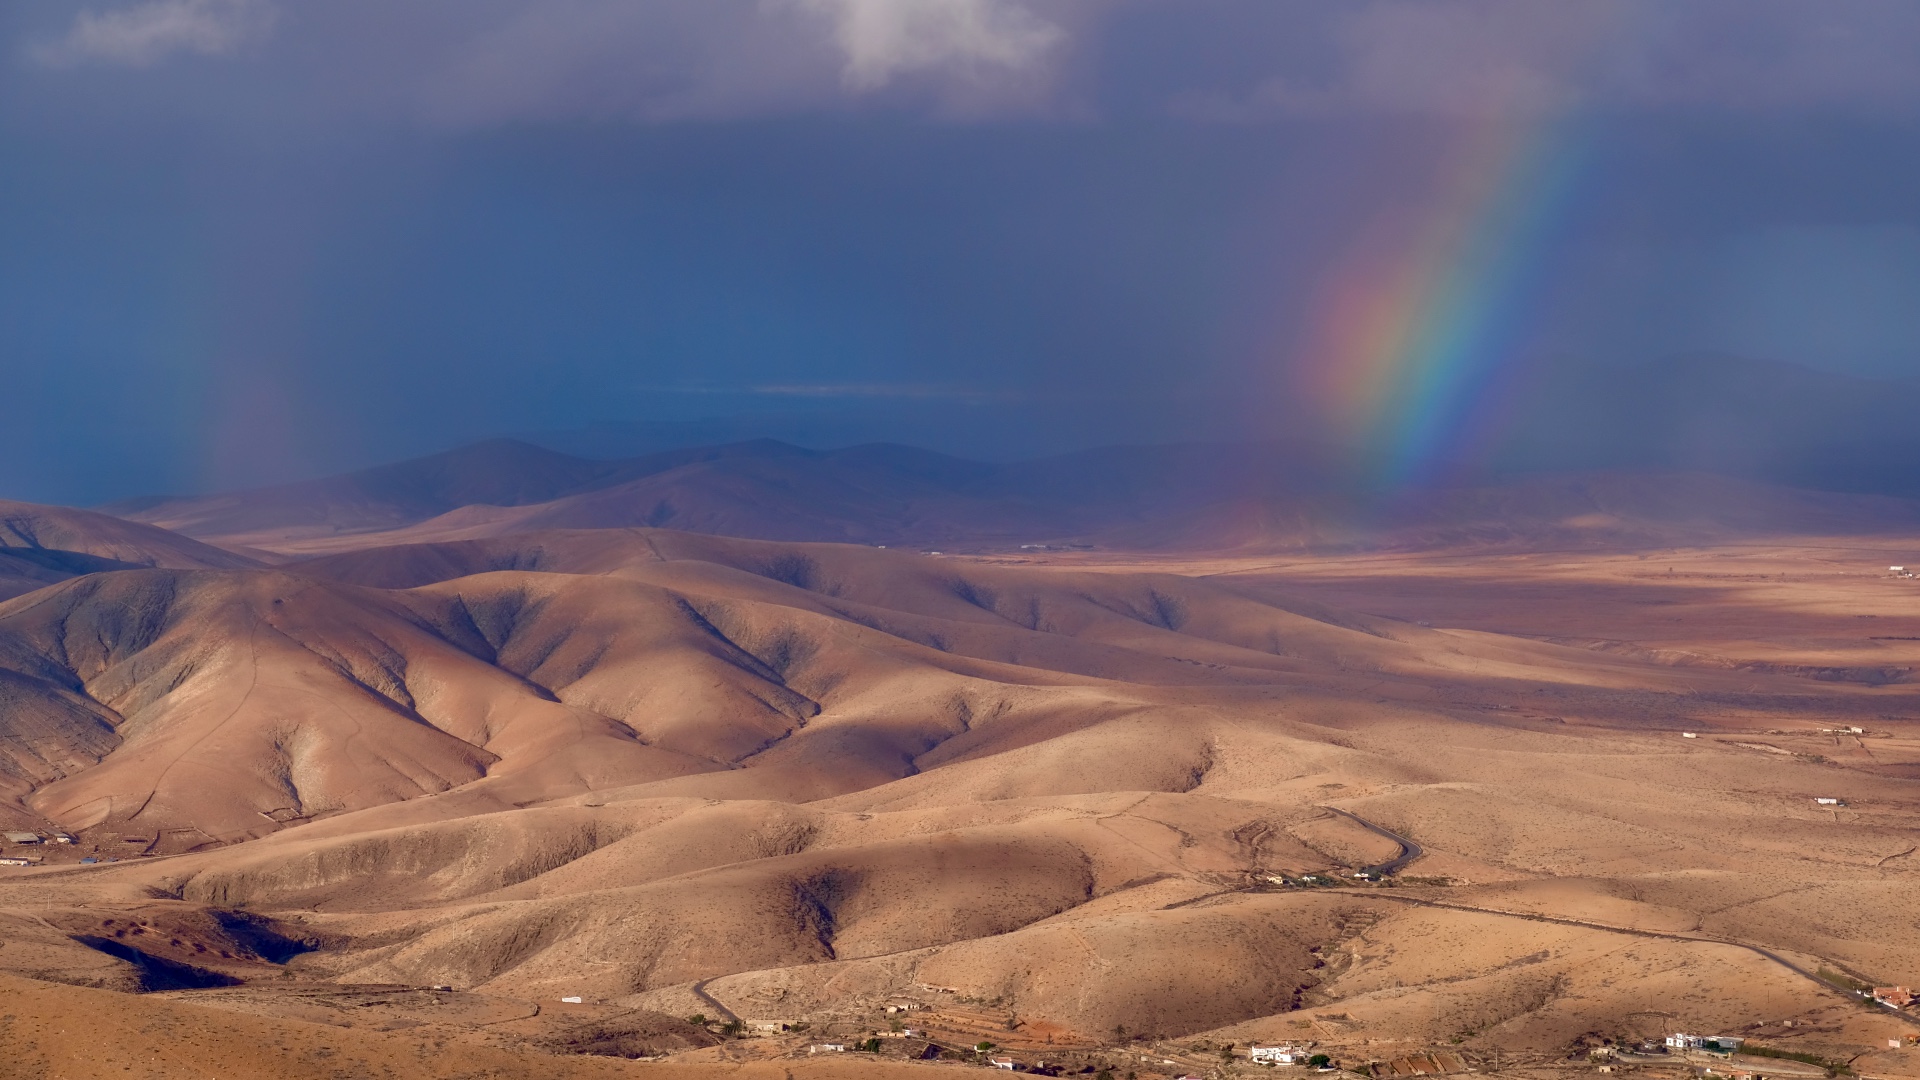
left=2, top=2, right=1919, bottom=502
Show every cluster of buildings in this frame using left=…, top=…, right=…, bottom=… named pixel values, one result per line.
left=0, top=830, right=77, bottom=865
left=1251, top=1045, right=1334, bottom=1067
left=1666, top=1034, right=1745, bottom=1052
left=3, top=830, right=74, bottom=845
left=1873, top=986, right=1913, bottom=1009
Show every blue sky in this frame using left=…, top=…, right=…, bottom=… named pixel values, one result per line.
left=3, top=1, right=1919, bottom=502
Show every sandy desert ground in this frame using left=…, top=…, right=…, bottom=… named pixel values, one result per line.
left=0, top=499, right=1917, bottom=1078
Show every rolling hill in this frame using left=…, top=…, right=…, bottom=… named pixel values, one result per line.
left=0, top=526, right=1911, bottom=1069
left=0, top=498, right=258, bottom=601
left=6, top=413, right=1920, bottom=1074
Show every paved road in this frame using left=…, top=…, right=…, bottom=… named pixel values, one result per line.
left=1353, top=890, right=1894, bottom=1016
left=1614, top=1050, right=1827, bottom=1077
left=1321, top=807, right=1424, bottom=876
left=689, top=977, right=739, bottom=1023
left=1308, top=809, right=1908, bottom=1023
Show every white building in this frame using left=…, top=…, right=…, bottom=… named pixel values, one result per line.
left=810, top=1043, right=846, bottom=1054
left=1816, top=797, right=1844, bottom=806
left=990, top=1057, right=1017, bottom=1070
left=1667, top=1034, right=1743, bottom=1051
left=1251, top=1045, right=1307, bottom=1065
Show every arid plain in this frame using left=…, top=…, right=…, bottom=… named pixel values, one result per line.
left=0, top=446, right=1917, bottom=1079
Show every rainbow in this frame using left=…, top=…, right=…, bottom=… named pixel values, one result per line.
left=1290, top=118, right=1589, bottom=488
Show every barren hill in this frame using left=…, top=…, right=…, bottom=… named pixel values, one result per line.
left=0, top=531, right=1504, bottom=839
left=0, top=526, right=1914, bottom=1074
left=0, top=498, right=257, bottom=601
left=8, top=459, right=1920, bottom=1075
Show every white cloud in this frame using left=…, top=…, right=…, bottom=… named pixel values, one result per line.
left=35, top=0, right=272, bottom=68
left=407, top=0, right=1071, bottom=126
left=795, top=0, right=1065, bottom=89
left=1165, top=0, right=1920, bottom=121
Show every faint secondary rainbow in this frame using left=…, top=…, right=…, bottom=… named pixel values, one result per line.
left=1291, top=118, right=1589, bottom=488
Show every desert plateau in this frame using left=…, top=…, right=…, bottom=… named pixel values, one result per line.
left=0, top=442, right=1918, bottom=1080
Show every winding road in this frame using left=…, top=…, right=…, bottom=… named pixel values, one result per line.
left=689, top=977, right=739, bottom=1023
left=1299, top=810, right=1901, bottom=1022
left=1308, top=808, right=1910, bottom=1022
left=1321, top=806, right=1424, bottom=876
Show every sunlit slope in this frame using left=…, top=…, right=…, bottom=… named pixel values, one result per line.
left=0, top=532, right=1916, bottom=1053
left=0, top=568, right=802, bottom=837
left=0, top=972, right=944, bottom=1080
left=0, top=528, right=1643, bottom=838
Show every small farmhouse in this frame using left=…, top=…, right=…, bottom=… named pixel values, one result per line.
left=1873, top=986, right=1913, bottom=1009
left=1252, top=1045, right=1307, bottom=1065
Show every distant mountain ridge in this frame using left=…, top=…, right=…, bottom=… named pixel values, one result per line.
left=95, top=441, right=1920, bottom=559
left=88, top=355, right=1920, bottom=554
